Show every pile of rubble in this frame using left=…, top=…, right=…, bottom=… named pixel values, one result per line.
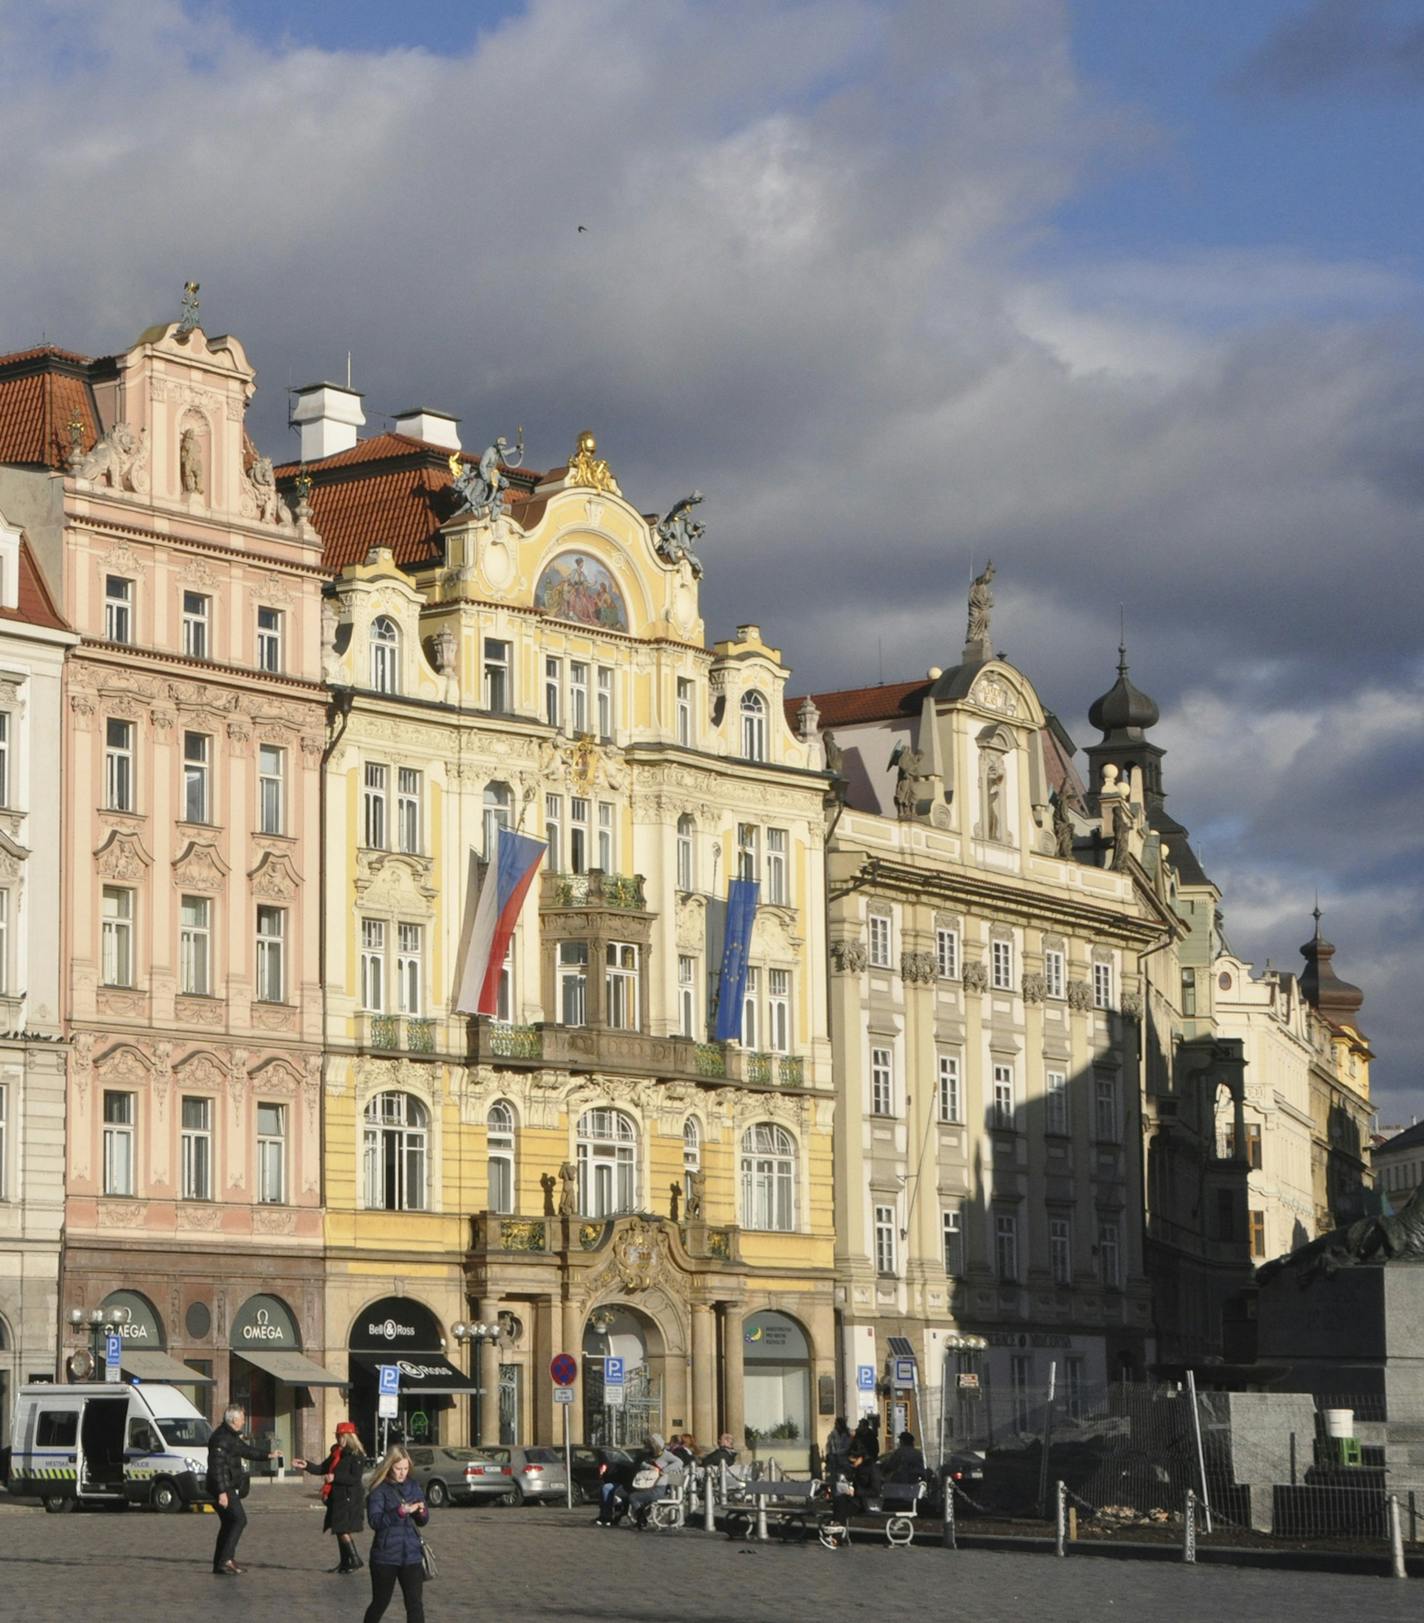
left=1093, top=1504, right=1177, bottom=1527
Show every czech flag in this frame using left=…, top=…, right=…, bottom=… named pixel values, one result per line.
left=453, top=827, right=546, bottom=1016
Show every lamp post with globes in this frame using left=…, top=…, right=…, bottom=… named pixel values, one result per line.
left=451, top=1319, right=504, bottom=1446
left=64, top=1303, right=128, bottom=1383
left=938, top=1333, right=988, bottom=1467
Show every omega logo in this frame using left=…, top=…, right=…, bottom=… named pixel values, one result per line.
left=241, top=1307, right=286, bottom=1343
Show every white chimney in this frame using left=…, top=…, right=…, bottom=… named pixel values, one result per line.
left=391, top=408, right=461, bottom=452
left=290, top=382, right=366, bottom=461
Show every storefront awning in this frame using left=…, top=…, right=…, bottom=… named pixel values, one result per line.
left=350, top=1352, right=478, bottom=1395
left=235, top=1348, right=348, bottom=1388
left=123, top=1350, right=215, bottom=1385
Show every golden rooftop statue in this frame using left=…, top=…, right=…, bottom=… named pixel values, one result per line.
left=566, top=428, right=620, bottom=495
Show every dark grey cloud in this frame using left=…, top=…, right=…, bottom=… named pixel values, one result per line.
left=1234, top=0, right=1424, bottom=97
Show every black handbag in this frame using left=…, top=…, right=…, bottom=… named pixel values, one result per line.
left=419, top=1535, right=437, bottom=1581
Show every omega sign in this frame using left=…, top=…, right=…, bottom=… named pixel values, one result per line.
left=243, top=1308, right=286, bottom=1343
left=230, top=1295, right=297, bottom=1350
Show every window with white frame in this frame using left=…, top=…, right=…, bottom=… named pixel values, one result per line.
left=487, top=1100, right=515, bottom=1215
left=484, top=781, right=513, bottom=857
left=874, top=1204, right=897, bottom=1275
left=768, top=969, right=791, bottom=1052
left=1050, top=1216, right=1072, bottom=1285
left=682, top=1116, right=701, bottom=1205
left=678, top=955, right=698, bottom=1038
left=736, top=823, right=759, bottom=884
left=182, top=730, right=210, bottom=823
left=577, top=1108, right=637, bottom=1217
left=256, top=605, right=283, bottom=673
left=741, top=691, right=768, bottom=761
left=363, top=1092, right=427, bottom=1211
left=181, top=591, right=210, bottom=659
left=180, top=1096, right=212, bottom=1201
left=569, top=661, right=589, bottom=733
left=741, top=966, right=759, bottom=1049
left=596, top=666, right=613, bottom=738
left=258, top=744, right=284, bottom=835
left=0, top=712, right=10, bottom=807
left=558, top=941, right=588, bottom=1025
left=597, top=801, right=614, bottom=870
left=362, top=762, right=388, bottom=849
left=370, top=616, right=399, bottom=693
left=937, top=1054, right=961, bottom=1123
left=1093, top=960, right=1113, bottom=1009
left=101, top=886, right=134, bottom=986
left=1098, top=1218, right=1121, bottom=1287
left=991, top=937, right=1014, bottom=990
left=544, top=655, right=561, bottom=728
left=545, top=793, right=563, bottom=871
left=766, top=828, right=788, bottom=905
left=255, top=905, right=286, bottom=1002
left=676, top=677, right=693, bottom=746
left=105, top=718, right=134, bottom=812
left=995, top=1211, right=1019, bottom=1281
left=397, top=923, right=422, bottom=1015
left=179, top=894, right=211, bottom=996
left=0, top=890, right=8, bottom=994
left=742, top=1122, right=795, bottom=1231
left=1095, top=1075, right=1119, bottom=1142
left=569, top=797, right=589, bottom=874
left=942, top=1206, right=965, bottom=1276
left=1044, top=947, right=1066, bottom=1000
left=992, top=1063, right=1015, bottom=1129
left=868, top=911, right=892, bottom=968
left=360, top=919, right=386, bottom=1011
left=394, top=768, right=421, bottom=855
left=1046, top=1070, right=1068, bottom=1136
left=105, top=575, right=133, bottom=644
left=103, top=1090, right=135, bottom=1195
left=871, top=1046, right=894, bottom=1116
left=484, top=638, right=511, bottom=712
left=0, top=1082, right=8, bottom=1198
left=935, top=925, right=959, bottom=980
left=676, top=815, right=695, bottom=891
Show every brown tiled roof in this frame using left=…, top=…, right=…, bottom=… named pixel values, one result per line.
left=0, top=345, right=99, bottom=469
left=784, top=678, right=931, bottom=729
left=0, top=538, right=71, bottom=632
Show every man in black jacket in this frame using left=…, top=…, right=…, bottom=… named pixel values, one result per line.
left=206, top=1404, right=273, bottom=1575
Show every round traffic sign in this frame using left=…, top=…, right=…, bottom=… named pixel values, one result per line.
left=550, top=1352, right=578, bottom=1387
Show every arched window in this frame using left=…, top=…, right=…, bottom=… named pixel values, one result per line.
left=487, top=1100, right=516, bottom=1215
left=741, top=691, right=767, bottom=762
left=576, top=1108, right=637, bottom=1218
left=370, top=617, right=400, bottom=695
left=682, top=1117, right=701, bottom=1208
left=741, top=1122, right=795, bottom=1232
left=483, top=781, right=512, bottom=856
left=362, top=1092, right=428, bottom=1211
left=676, top=814, right=695, bottom=892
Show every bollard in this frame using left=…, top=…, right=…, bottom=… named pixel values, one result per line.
left=1055, top=1480, right=1067, bottom=1557
left=1389, top=1493, right=1406, bottom=1580
left=942, top=1480, right=957, bottom=1550
left=703, top=1469, right=716, bottom=1534
left=720, top=1459, right=730, bottom=1508
left=755, top=1489, right=770, bottom=1543
left=1183, top=1489, right=1197, bottom=1564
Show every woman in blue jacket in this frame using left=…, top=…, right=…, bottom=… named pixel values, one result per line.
left=362, top=1446, right=428, bottom=1623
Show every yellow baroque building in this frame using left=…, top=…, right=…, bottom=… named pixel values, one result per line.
left=291, top=405, right=833, bottom=1452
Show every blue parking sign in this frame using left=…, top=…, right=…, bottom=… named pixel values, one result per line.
left=604, top=1356, right=625, bottom=1386
left=856, top=1364, right=875, bottom=1392
left=378, top=1364, right=400, bottom=1396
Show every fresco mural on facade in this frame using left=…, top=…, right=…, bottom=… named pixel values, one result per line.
left=534, top=552, right=628, bottom=631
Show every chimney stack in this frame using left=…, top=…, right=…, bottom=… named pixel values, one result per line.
left=290, top=382, right=366, bottom=462
left=391, top=408, right=461, bottom=452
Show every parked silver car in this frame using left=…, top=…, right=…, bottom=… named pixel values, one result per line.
left=480, top=1445, right=569, bottom=1504
left=365, top=1446, right=513, bottom=1508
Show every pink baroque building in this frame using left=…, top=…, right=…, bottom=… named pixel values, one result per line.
left=0, top=319, right=332, bottom=1458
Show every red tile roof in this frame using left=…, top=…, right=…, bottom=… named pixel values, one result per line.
left=784, top=678, right=931, bottom=729
left=0, top=538, right=71, bottom=633
left=0, top=346, right=99, bottom=469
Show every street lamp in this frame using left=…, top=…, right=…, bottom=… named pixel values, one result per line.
left=65, top=1302, right=127, bottom=1382
left=452, top=1320, right=504, bottom=1445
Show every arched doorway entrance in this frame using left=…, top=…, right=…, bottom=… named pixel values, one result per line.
left=581, top=1305, right=665, bottom=1448
left=347, top=1297, right=477, bottom=1449
left=743, top=1310, right=812, bottom=1444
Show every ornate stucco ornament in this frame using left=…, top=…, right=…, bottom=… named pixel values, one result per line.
left=566, top=429, right=620, bottom=495
left=613, top=1216, right=663, bottom=1291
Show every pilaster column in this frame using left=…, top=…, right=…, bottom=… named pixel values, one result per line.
left=562, top=1295, right=585, bottom=1444
left=692, top=1304, right=716, bottom=1444
left=720, top=1301, right=745, bottom=1446
left=476, top=1297, right=500, bottom=1445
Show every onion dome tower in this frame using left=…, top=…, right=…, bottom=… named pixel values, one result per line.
left=1298, top=905, right=1365, bottom=1023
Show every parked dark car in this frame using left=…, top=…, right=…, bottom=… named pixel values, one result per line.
left=567, top=1444, right=638, bottom=1505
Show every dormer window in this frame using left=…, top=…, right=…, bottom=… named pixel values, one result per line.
left=741, top=691, right=767, bottom=762
left=370, top=616, right=400, bottom=694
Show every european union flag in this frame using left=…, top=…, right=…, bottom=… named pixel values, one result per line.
left=713, top=878, right=759, bottom=1042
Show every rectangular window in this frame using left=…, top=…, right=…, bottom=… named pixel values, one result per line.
left=559, top=941, right=588, bottom=1025
left=484, top=638, right=511, bottom=712
left=1093, top=961, right=1113, bottom=1009
left=181, top=591, right=210, bottom=659
left=363, top=762, right=388, bottom=849
left=737, top=823, right=759, bottom=884
left=942, top=1207, right=964, bottom=1276
left=1064, top=1357, right=1085, bottom=1421
left=596, top=666, right=613, bottom=738
left=675, top=819, right=693, bottom=892
left=1050, top=1216, right=1072, bottom=1285
left=570, top=662, right=589, bottom=733
left=0, top=1082, right=6, bottom=1199
left=1094, top=1075, right=1119, bottom=1142
left=1044, top=948, right=1065, bottom=1000
left=0, top=891, right=8, bottom=995
left=256, top=1103, right=286, bottom=1204
left=1181, top=970, right=1197, bottom=1017
left=597, top=802, right=615, bottom=871
left=105, top=575, right=133, bottom=644
left=868, top=911, right=892, bottom=968
left=874, top=1204, right=897, bottom=1276
left=178, top=894, right=211, bottom=996
left=741, top=966, right=759, bottom=1049
left=1225, top=1121, right=1264, bottom=1170
left=1098, top=1220, right=1121, bottom=1287
left=766, top=828, right=788, bottom=905
left=768, top=968, right=791, bottom=1053
left=103, top=1090, right=135, bottom=1196
left=182, top=730, right=210, bottom=824
left=995, top=1212, right=1019, bottom=1281
left=543, top=655, right=562, bottom=728
left=255, top=905, right=286, bottom=1003
left=180, top=1096, right=212, bottom=1201
left=101, top=886, right=134, bottom=987
left=0, top=712, right=9, bottom=807
left=1010, top=1354, right=1032, bottom=1430
left=569, top=797, right=589, bottom=874
left=678, top=955, right=697, bottom=1038
left=495, top=946, right=512, bottom=1022
left=871, top=1046, right=894, bottom=1116
left=545, top=793, right=563, bottom=872
left=605, top=942, right=639, bottom=1030
left=105, top=718, right=134, bottom=812
left=935, top=926, right=959, bottom=980
left=937, top=1055, right=961, bottom=1124
left=1249, top=1209, right=1266, bottom=1259
left=991, top=937, right=1014, bottom=990
left=397, top=768, right=421, bottom=855
left=1046, top=1070, right=1068, bottom=1136
left=360, top=919, right=386, bottom=1012
left=258, top=745, right=284, bottom=835
left=256, top=605, right=283, bottom=673
left=992, top=1063, right=1015, bottom=1129
left=676, top=677, right=693, bottom=747
left=397, top=923, right=422, bottom=1015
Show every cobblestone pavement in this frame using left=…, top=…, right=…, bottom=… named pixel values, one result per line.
left=0, top=1488, right=1417, bottom=1623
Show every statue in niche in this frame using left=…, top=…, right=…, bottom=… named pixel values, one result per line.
left=891, top=741, right=928, bottom=820
left=669, top=1181, right=682, bottom=1222
left=967, top=559, right=995, bottom=646
left=655, top=492, right=706, bottom=576
left=180, top=427, right=203, bottom=495
left=557, top=1159, right=578, bottom=1217
left=1052, top=792, right=1074, bottom=859
left=686, top=1168, right=706, bottom=1220
left=982, top=752, right=1006, bottom=840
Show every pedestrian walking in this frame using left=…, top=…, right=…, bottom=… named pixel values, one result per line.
left=363, top=1445, right=428, bottom=1623
left=882, top=1429, right=927, bottom=1484
left=824, top=1416, right=852, bottom=1484
left=294, top=1421, right=368, bottom=1574
left=206, top=1403, right=276, bottom=1576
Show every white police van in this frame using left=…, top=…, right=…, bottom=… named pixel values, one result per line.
left=5, top=1382, right=226, bottom=1513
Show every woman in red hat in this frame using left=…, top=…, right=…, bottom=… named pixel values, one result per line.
left=294, top=1422, right=368, bottom=1573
